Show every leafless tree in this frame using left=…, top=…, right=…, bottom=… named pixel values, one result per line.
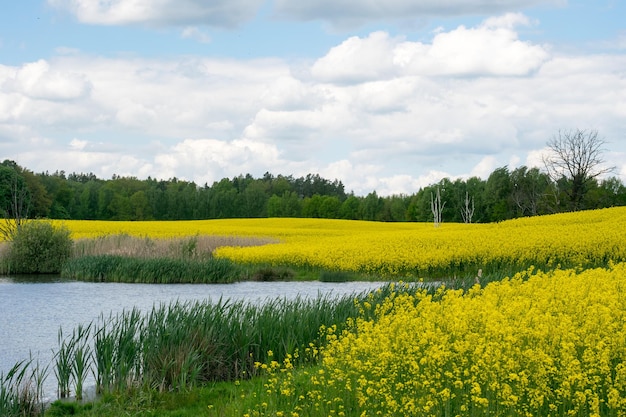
left=430, top=187, right=445, bottom=227
left=542, top=129, right=614, bottom=210
left=461, top=191, right=475, bottom=223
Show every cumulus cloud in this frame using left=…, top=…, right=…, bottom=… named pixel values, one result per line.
left=1, top=59, right=91, bottom=101
left=273, top=0, right=562, bottom=27
left=47, top=0, right=263, bottom=28
left=156, top=138, right=283, bottom=178
left=311, top=14, right=549, bottom=83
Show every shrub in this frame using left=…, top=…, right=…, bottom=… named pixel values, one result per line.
left=7, top=221, right=73, bottom=274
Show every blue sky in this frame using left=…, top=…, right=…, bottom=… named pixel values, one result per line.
left=1, top=0, right=625, bottom=195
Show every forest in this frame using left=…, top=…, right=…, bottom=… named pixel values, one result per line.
left=1, top=159, right=625, bottom=224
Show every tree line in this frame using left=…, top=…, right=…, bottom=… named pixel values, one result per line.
left=1, top=160, right=625, bottom=225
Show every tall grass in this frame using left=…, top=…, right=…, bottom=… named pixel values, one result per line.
left=0, top=357, right=48, bottom=417
left=54, top=329, right=72, bottom=399
left=61, top=255, right=243, bottom=283
left=71, top=234, right=275, bottom=260
left=43, top=283, right=408, bottom=401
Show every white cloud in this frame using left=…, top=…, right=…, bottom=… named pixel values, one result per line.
left=311, top=31, right=400, bottom=83
left=152, top=138, right=285, bottom=185
left=1, top=59, right=91, bottom=101
left=311, top=14, right=549, bottom=83
left=47, top=0, right=263, bottom=28
left=69, top=138, right=87, bottom=150
left=470, top=156, right=498, bottom=178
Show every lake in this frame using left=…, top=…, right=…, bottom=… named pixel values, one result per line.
left=0, top=276, right=386, bottom=401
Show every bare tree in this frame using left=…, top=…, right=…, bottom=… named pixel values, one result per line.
left=542, top=129, right=614, bottom=211
left=460, top=191, right=475, bottom=223
left=430, top=187, right=445, bottom=227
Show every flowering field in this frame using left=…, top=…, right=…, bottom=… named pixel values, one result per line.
left=56, top=206, right=626, bottom=277
left=243, top=263, right=626, bottom=416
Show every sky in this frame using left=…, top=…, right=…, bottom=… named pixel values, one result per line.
left=1, top=0, right=625, bottom=196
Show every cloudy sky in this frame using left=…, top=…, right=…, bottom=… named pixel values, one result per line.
left=1, top=0, right=625, bottom=195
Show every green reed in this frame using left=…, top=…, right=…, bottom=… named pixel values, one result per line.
left=61, top=255, right=242, bottom=283
left=43, top=283, right=428, bottom=404
left=71, top=324, right=92, bottom=401
left=54, top=328, right=73, bottom=399
left=0, top=357, right=48, bottom=417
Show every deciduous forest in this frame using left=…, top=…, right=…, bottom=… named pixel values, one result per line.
left=1, top=159, right=625, bottom=224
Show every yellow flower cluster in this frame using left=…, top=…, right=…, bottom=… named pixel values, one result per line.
left=247, top=263, right=626, bottom=416
left=54, top=206, right=626, bottom=276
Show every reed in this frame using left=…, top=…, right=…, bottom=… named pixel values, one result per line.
left=61, top=255, right=243, bottom=283
left=0, top=358, right=47, bottom=417
left=44, top=284, right=407, bottom=402
left=54, top=328, right=73, bottom=399
left=70, top=324, right=92, bottom=401
left=71, top=234, right=275, bottom=260
left=93, top=321, right=114, bottom=395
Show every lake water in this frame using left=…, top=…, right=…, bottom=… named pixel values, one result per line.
left=0, top=276, right=386, bottom=401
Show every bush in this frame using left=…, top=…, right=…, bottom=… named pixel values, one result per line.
left=7, top=221, right=73, bottom=274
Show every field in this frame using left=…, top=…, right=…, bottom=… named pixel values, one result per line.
left=240, top=264, right=626, bottom=417
left=3, top=207, right=626, bottom=416
left=57, top=206, right=626, bottom=278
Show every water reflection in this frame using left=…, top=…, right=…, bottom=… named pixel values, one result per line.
left=0, top=274, right=69, bottom=283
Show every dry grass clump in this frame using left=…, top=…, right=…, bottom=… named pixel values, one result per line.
left=72, top=234, right=276, bottom=261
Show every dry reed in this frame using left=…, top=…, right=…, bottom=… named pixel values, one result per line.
left=71, top=234, right=276, bottom=260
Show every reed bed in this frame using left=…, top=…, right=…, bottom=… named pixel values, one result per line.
left=0, top=358, right=47, bottom=417
left=71, top=234, right=275, bottom=260
left=44, top=283, right=402, bottom=401
left=60, top=234, right=275, bottom=283
left=61, top=255, right=243, bottom=283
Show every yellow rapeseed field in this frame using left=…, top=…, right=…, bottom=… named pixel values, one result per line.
left=55, top=206, right=626, bottom=277
left=245, top=263, right=626, bottom=416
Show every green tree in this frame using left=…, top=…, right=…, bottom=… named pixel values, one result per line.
left=484, top=167, right=513, bottom=222
left=318, top=195, right=341, bottom=219
left=510, top=166, right=551, bottom=217
left=0, top=162, right=30, bottom=239
left=340, top=195, right=361, bottom=220
left=130, top=190, right=152, bottom=220
left=302, top=194, right=324, bottom=218
left=362, top=191, right=383, bottom=221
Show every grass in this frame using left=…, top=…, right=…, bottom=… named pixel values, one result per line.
left=61, top=255, right=243, bottom=283
left=44, top=380, right=259, bottom=417
left=1, top=357, right=48, bottom=417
